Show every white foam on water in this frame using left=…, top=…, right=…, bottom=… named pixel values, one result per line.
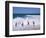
left=13, top=15, right=40, bottom=31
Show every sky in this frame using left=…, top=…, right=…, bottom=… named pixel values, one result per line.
left=13, top=7, right=40, bottom=15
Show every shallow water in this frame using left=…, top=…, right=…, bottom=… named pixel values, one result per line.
left=13, top=25, right=40, bottom=31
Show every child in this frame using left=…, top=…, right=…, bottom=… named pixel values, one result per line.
left=33, top=21, right=35, bottom=27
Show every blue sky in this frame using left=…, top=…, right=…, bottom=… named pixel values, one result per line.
left=13, top=7, right=40, bottom=15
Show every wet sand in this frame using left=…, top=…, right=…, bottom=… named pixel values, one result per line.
left=13, top=25, right=40, bottom=31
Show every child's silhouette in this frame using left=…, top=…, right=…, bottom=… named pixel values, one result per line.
left=33, top=21, right=35, bottom=27
left=22, top=23, right=23, bottom=27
